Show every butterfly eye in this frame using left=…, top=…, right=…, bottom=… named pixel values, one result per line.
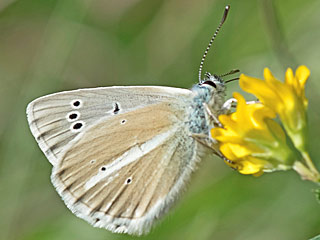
left=202, top=81, right=217, bottom=88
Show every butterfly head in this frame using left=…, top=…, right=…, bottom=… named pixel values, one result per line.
left=192, top=71, right=229, bottom=118
left=191, top=72, right=227, bottom=116
left=199, top=72, right=225, bottom=94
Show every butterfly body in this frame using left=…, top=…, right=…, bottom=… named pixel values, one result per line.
left=188, top=74, right=226, bottom=135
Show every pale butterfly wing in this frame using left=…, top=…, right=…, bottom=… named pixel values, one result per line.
left=51, top=101, right=204, bottom=235
left=27, top=86, right=206, bottom=235
left=26, top=86, right=191, bottom=165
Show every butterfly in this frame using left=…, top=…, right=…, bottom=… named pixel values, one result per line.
left=26, top=5, right=237, bottom=235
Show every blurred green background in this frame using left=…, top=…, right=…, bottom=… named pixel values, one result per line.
left=0, top=0, right=320, bottom=239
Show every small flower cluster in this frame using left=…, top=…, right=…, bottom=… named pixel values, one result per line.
left=212, top=66, right=319, bottom=182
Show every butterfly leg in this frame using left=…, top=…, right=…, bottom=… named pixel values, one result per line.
left=222, top=98, right=261, bottom=114
left=191, top=133, right=236, bottom=166
left=223, top=157, right=238, bottom=171
left=221, top=98, right=237, bottom=114
left=203, top=103, right=222, bottom=127
left=246, top=100, right=260, bottom=104
left=201, top=103, right=239, bottom=165
left=191, top=133, right=222, bottom=156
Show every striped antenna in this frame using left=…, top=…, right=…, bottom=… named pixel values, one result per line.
left=198, top=5, right=230, bottom=82
left=219, top=69, right=240, bottom=77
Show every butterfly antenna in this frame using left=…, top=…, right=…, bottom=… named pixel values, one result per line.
left=225, top=77, right=239, bottom=84
left=219, top=69, right=240, bottom=78
left=198, top=5, right=230, bottom=83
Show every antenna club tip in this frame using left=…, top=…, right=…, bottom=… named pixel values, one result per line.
left=225, top=5, right=230, bottom=10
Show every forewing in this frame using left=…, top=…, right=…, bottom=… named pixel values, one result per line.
left=26, top=86, right=191, bottom=165
left=51, top=102, right=202, bottom=235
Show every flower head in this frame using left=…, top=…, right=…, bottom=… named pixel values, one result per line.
left=239, top=66, right=310, bottom=152
left=211, top=93, right=295, bottom=176
left=211, top=65, right=319, bottom=182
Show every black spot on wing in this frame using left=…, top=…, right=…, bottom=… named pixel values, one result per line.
left=69, top=113, right=78, bottom=120
left=73, top=100, right=80, bottom=107
left=73, top=122, right=83, bottom=130
left=113, top=103, right=120, bottom=114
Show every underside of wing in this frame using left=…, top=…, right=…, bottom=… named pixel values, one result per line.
left=51, top=102, right=203, bottom=235
left=26, top=86, right=192, bottom=165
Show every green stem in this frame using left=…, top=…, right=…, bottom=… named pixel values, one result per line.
left=293, top=161, right=320, bottom=184
left=302, top=152, right=319, bottom=175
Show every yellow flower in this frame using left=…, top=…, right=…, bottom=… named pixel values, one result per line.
left=212, top=93, right=295, bottom=175
left=239, top=66, right=310, bottom=152
left=212, top=66, right=320, bottom=182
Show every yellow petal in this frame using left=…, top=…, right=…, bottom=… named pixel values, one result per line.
left=295, top=65, right=310, bottom=89
left=239, top=73, right=281, bottom=112
left=263, top=68, right=278, bottom=87
left=238, top=158, right=265, bottom=175
left=228, top=143, right=252, bottom=158
left=285, top=67, right=298, bottom=95
left=218, top=114, right=236, bottom=128
left=285, top=67, right=295, bottom=87
left=264, top=68, right=294, bottom=111
left=294, top=66, right=310, bottom=108
left=211, top=128, right=241, bottom=143
left=240, top=74, right=274, bottom=98
left=250, top=104, right=276, bottom=130
left=220, top=143, right=238, bottom=161
left=233, top=92, right=249, bottom=128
